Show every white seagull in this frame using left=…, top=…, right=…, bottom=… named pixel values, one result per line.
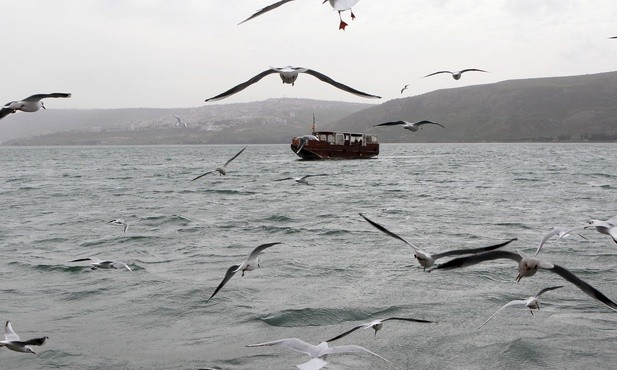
left=326, top=317, right=434, bottom=342
left=173, top=115, right=188, bottom=128
left=205, top=66, right=380, bottom=102
left=423, top=69, right=487, bottom=80
left=206, top=242, right=281, bottom=303
left=246, top=337, right=388, bottom=368
left=585, top=216, right=617, bottom=244
left=274, top=174, right=328, bottom=185
left=239, top=0, right=360, bottom=30
left=478, top=286, right=563, bottom=329
left=535, top=226, right=586, bottom=256
left=191, top=146, right=247, bottom=181
left=109, top=218, right=128, bottom=233
left=360, top=213, right=517, bottom=270
left=432, top=250, right=617, bottom=312
left=295, top=134, right=319, bottom=154
left=373, top=120, right=445, bottom=132
left=0, top=93, right=71, bottom=120
left=0, top=321, right=48, bottom=354
left=69, top=257, right=132, bottom=271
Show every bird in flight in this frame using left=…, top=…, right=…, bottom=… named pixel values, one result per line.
left=0, top=93, right=71, bottom=120
left=191, top=147, right=247, bottom=181
left=373, top=120, right=444, bottom=132
left=205, top=66, right=380, bottom=102
left=423, top=69, right=487, bottom=80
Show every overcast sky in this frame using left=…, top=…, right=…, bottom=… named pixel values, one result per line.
left=1, top=0, right=616, bottom=109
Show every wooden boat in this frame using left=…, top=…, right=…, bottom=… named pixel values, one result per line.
left=291, top=130, right=379, bottom=160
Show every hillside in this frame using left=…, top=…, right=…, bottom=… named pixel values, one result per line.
left=0, top=99, right=373, bottom=145
left=327, top=71, right=617, bottom=142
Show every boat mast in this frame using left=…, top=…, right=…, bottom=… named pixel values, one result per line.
left=312, top=113, right=316, bottom=134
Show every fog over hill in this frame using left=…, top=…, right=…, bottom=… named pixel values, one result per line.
left=327, top=71, right=617, bottom=142
left=2, top=71, right=617, bottom=145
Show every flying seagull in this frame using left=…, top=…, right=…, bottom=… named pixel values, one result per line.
left=535, top=226, right=586, bottom=256
left=239, top=0, right=360, bottom=30
left=0, top=321, right=48, bottom=354
left=478, top=286, right=563, bottom=329
left=400, top=84, right=409, bottom=94
left=0, top=93, right=71, bottom=120
left=69, top=257, right=132, bottom=271
left=109, top=219, right=128, bottom=233
left=274, top=174, right=328, bottom=185
left=246, top=337, right=388, bottom=367
left=205, top=66, right=380, bottom=102
left=432, top=250, right=617, bottom=312
left=295, top=134, right=319, bottom=154
left=191, top=146, right=247, bottom=181
left=585, top=216, right=617, bottom=244
left=423, top=69, right=487, bottom=80
left=326, top=317, right=434, bottom=342
left=373, top=120, right=445, bottom=132
left=174, top=115, right=188, bottom=128
left=359, top=213, right=517, bottom=270
left=206, top=242, right=281, bottom=303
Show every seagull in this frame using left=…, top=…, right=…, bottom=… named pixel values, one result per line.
left=400, top=84, right=409, bottom=94
left=239, top=0, right=360, bottom=30
left=373, top=120, right=445, bottom=132
left=535, top=226, right=587, bottom=256
left=326, top=317, right=434, bottom=342
left=206, top=242, right=281, bottom=303
left=297, top=358, right=328, bottom=370
left=109, top=219, right=128, bottom=233
left=423, top=69, right=487, bottom=80
left=585, top=216, right=617, bottom=244
left=478, top=286, right=564, bottom=329
left=0, top=321, right=48, bottom=354
left=274, top=174, right=328, bottom=185
left=432, top=250, right=617, bottom=312
left=359, top=213, right=517, bottom=270
left=173, top=115, right=188, bottom=128
left=246, top=337, right=388, bottom=367
left=191, top=146, right=247, bottom=181
left=0, top=93, right=72, bottom=120
left=205, top=66, right=380, bottom=102
left=69, top=257, right=132, bottom=271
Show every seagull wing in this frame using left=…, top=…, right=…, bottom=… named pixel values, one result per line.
left=326, top=344, right=389, bottom=362
left=400, top=85, right=408, bottom=94
left=223, top=146, right=247, bottom=167
left=205, top=69, right=277, bottom=102
left=246, top=242, right=282, bottom=261
left=373, top=121, right=407, bottom=127
left=191, top=170, right=216, bottom=182
left=23, top=93, right=72, bottom=101
left=247, top=338, right=316, bottom=356
left=460, top=68, right=488, bottom=74
left=69, top=257, right=100, bottom=263
left=423, top=71, right=452, bottom=78
left=415, top=120, right=445, bottom=128
left=274, top=177, right=294, bottom=182
left=548, top=264, right=617, bottom=312
left=432, top=238, right=518, bottom=260
left=382, top=317, right=435, bottom=324
left=18, top=337, right=48, bottom=346
left=4, top=321, right=20, bottom=341
left=325, top=325, right=364, bottom=342
left=302, top=174, right=328, bottom=179
left=477, top=299, right=529, bottom=329
left=206, top=264, right=241, bottom=303
left=0, top=107, right=13, bottom=120
left=536, top=228, right=562, bottom=255
left=303, top=69, right=381, bottom=99
left=432, top=250, right=522, bottom=271
left=116, top=262, right=132, bottom=271
left=359, top=213, right=421, bottom=253
left=534, top=285, right=563, bottom=298
left=238, top=0, right=297, bottom=25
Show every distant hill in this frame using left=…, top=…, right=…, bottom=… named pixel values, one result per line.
left=326, top=71, right=617, bottom=142
left=3, top=71, right=617, bottom=145
left=0, top=98, right=373, bottom=145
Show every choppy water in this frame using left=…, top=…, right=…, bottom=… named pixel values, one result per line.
left=1, top=143, right=616, bottom=369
